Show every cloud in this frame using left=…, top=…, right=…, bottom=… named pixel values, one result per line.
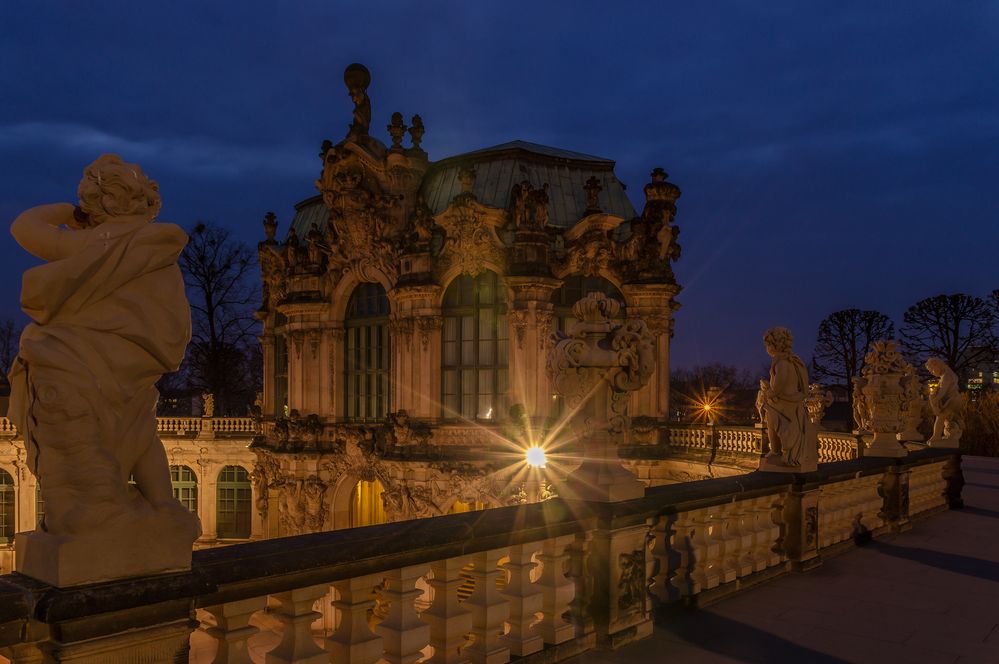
left=0, top=121, right=317, bottom=180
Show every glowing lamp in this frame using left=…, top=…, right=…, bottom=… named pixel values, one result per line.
left=525, top=446, right=547, bottom=468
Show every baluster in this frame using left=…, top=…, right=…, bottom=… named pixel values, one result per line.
left=376, top=564, right=431, bottom=664
left=326, top=574, right=384, bottom=664
left=465, top=548, right=510, bottom=664
left=689, top=509, right=720, bottom=591
left=423, top=556, right=472, bottom=664
left=760, top=498, right=782, bottom=567
left=668, top=511, right=696, bottom=596
left=536, top=534, right=575, bottom=645
left=201, top=596, right=266, bottom=664
left=499, top=543, right=543, bottom=657
left=714, top=505, right=739, bottom=584
left=265, top=584, right=328, bottom=664
left=651, top=514, right=677, bottom=602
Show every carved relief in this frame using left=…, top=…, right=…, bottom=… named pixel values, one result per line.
left=616, top=168, right=681, bottom=284
left=434, top=166, right=507, bottom=278
left=509, top=309, right=529, bottom=349
left=618, top=549, right=646, bottom=612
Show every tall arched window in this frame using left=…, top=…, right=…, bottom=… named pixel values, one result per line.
left=442, top=271, right=508, bottom=420
left=216, top=466, right=251, bottom=539
left=350, top=479, right=386, bottom=527
left=170, top=465, right=198, bottom=513
left=344, top=283, right=390, bottom=421
left=0, top=470, right=14, bottom=544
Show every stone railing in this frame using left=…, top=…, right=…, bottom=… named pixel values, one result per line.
left=0, top=416, right=256, bottom=439
left=668, top=424, right=862, bottom=468
left=0, top=448, right=962, bottom=663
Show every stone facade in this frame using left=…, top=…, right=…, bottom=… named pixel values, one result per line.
left=252, top=65, right=683, bottom=534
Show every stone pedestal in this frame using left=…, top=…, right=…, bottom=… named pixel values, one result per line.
left=16, top=506, right=197, bottom=587
left=562, top=430, right=646, bottom=503
left=587, top=523, right=653, bottom=650
left=781, top=488, right=821, bottom=570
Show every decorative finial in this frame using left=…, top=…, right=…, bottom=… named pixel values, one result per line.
left=644, top=167, right=680, bottom=205
left=263, top=211, right=278, bottom=243
left=409, top=114, right=425, bottom=150
left=343, top=63, right=372, bottom=140
left=583, top=176, right=603, bottom=214
left=388, top=112, right=407, bottom=150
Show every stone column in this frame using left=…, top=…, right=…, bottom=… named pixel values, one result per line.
left=620, top=284, right=678, bottom=420
left=259, top=334, right=276, bottom=417
left=506, top=277, right=560, bottom=423
left=389, top=285, right=442, bottom=420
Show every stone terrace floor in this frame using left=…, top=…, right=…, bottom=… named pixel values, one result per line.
left=569, top=455, right=999, bottom=664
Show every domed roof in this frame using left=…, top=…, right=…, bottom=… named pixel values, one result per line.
left=290, top=140, right=638, bottom=236
left=420, top=140, right=637, bottom=226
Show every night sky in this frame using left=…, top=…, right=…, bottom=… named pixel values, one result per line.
left=2, top=2, right=997, bottom=370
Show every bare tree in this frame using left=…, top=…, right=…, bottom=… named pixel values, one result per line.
left=179, top=222, right=261, bottom=415
left=0, top=319, right=22, bottom=375
left=670, top=363, right=762, bottom=424
left=900, top=294, right=998, bottom=380
left=812, top=309, right=894, bottom=417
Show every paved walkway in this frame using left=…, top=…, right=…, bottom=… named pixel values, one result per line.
left=572, top=455, right=999, bottom=664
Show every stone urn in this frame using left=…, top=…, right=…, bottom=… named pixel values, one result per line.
left=859, top=341, right=909, bottom=458
left=897, top=368, right=926, bottom=443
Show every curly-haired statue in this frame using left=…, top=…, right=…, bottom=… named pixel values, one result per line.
left=9, top=154, right=201, bottom=586
left=756, top=327, right=817, bottom=472
left=926, top=358, right=964, bottom=448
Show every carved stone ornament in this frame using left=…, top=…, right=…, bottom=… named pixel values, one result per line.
left=8, top=154, right=200, bottom=586
left=433, top=182, right=506, bottom=278
left=615, top=168, right=681, bottom=283
left=926, top=357, right=965, bottom=448
left=417, top=315, right=442, bottom=350
left=803, top=383, right=833, bottom=425
left=860, top=340, right=909, bottom=458
left=509, top=309, right=529, bottom=349
left=547, top=292, right=655, bottom=501
left=898, top=365, right=926, bottom=443
left=509, top=180, right=550, bottom=230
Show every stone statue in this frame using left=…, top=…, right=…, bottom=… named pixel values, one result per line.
left=803, top=383, right=833, bottom=425
left=344, top=63, right=372, bottom=140
left=756, top=327, right=816, bottom=472
left=898, top=366, right=926, bottom=443
left=201, top=392, right=215, bottom=418
left=926, top=358, right=965, bottom=448
left=851, top=375, right=871, bottom=432
left=8, top=154, right=200, bottom=586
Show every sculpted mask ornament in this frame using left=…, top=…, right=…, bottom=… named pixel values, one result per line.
left=756, top=327, right=817, bottom=472
left=547, top=292, right=655, bottom=501
left=926, top=358, right=964, bottom=448
left=8, top=154, right=200, bottom=586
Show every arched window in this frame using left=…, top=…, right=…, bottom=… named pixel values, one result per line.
left=448, top=499, right=486, bottom=514
left=350, top=479, right=386, bottom=527
left=170, top=465, right=198, bottom=513
left=442, top=271, right=508, bottom=420
left=274, top=312, right=289, bottom=417
left=344, top=283, right=390, bottom=421
left=0, top=470, right=14, bottom=544
left=551, top=276, right=624, bottom=333
left=216, top=466, right=251, bottom=539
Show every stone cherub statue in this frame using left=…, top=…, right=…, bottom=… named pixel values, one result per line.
left=926, top=357, right=965, bottom=448
left=756, top=327, right=817, bottom=472
left=8, top=154, right=201, bottom=586
left=344, top=62, right=372, bottom=140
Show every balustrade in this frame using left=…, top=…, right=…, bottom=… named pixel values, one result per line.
left=0, top=449, right=962, bottom=664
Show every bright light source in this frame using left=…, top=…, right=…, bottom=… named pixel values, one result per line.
left=702, top=403, right=712, bottom=411
left=525, top=446, right=547, bottom=468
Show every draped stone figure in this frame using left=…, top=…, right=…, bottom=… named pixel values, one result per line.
left=9, top=154, right=201, bottom=586
left=756, top=327, right=817, bottom=472
left=926, top=357, right=965, bottom=448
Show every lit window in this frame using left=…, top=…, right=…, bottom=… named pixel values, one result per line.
left=0, top=470, right=14, bottom=544
left=350, top=479, right=386, bottom=527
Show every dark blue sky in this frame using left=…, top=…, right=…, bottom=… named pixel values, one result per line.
left=2, top=1, right=997, bottom=369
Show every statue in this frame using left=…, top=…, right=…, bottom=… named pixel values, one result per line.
left=201, top=392, right=215, bottom=418
left=8, top=154, right=200, bottom=586
left=851, top=375, right=871, bottom=432
left=898, top=366, right=926, bottom=443
left=926, top=358, right=965, bottom=448
left=803, top=383, right=833, bottom=425
left=756, top=327, right=816, bottom=472
left=344, top=63, right=372, bottom=140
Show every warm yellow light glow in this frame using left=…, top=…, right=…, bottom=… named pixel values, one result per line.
left=526, top=446, right=547, bottom=468
left=702, top=403, right=712, bottom=411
